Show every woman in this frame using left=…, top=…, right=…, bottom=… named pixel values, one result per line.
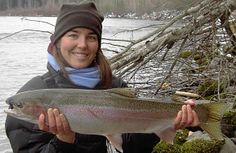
left=5, top=2, right=199, bottom=153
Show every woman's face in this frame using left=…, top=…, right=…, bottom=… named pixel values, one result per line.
left=59, top=27, right=99, bottom=69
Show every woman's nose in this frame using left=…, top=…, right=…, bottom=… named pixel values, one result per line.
left=76, top=36, right=87, bottom=49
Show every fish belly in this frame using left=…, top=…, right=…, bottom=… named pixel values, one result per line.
left=59, top=105, right=173, bottom=135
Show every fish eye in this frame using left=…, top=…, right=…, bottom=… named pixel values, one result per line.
left=16, top=103, right=23, bottom=108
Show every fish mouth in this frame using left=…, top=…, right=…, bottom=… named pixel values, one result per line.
left=4, top=107, right=37, bottom=124
left=5, top=98, right=24, bottom=117
left=4, top=107, right=25, bottom=118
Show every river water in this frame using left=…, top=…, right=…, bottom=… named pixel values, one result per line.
left=0, top=16, right=162, bottom=152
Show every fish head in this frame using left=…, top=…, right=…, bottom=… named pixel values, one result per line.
left=5, top=92, right=47, bottom=124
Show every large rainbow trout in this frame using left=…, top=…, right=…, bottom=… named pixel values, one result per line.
left=5, top=88, right=229, bottom=151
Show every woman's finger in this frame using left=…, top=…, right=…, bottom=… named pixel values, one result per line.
left=180, top=105, right=187, bottom=127
left=186, top=104, right=193, bottom=125
left=55, top=114, right=76, bottom=143
left=48, top=108, right=57, bottom=134
left=174, top=110, right=182, bottom=130
left=60, top=113, right=71, bottom=132
left=185, top=99, right=195, bottom=108
left=38, top=113, right=48, bottom=131
left=53, top=109, right=63, bottom=134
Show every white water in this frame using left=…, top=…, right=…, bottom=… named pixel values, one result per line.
left=0, top=16, right=162, bottom=152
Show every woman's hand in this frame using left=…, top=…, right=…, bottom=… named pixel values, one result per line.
left=38, top=108, right=76, bottom=144
left=174, top=99, right=200, bottom=130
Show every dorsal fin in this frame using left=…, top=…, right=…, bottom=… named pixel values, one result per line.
left=107, top=88, right=136, bottom=98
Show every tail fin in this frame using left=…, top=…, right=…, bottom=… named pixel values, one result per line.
left=199, top=102, right=230, bottom=140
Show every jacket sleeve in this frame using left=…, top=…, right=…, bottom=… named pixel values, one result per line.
left=5, top=115, right=77, bottom=153
left=17, top=76, right=48, bottom=93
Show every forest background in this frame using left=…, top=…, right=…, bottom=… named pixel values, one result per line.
left=0, top=0, right=199, bottom=16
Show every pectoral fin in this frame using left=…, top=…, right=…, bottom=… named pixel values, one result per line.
left=155, top=126, right=176, bottom=143
left=105, top=134, right=123, bottom=153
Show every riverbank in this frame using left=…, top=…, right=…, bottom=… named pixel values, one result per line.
left=0, top=8, right=180, bottom=21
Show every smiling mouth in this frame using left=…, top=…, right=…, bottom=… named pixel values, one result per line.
left=72, top=52, right=88, bottom=58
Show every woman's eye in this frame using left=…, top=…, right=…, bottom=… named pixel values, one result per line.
left=87, top=35, right=97, bottom=42
left=67, top=33, right=78, bottom=39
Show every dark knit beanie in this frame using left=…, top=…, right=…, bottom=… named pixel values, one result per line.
left=52, top=2, right=104, bottom=48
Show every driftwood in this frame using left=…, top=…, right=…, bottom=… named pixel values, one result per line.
left=108, top=0, right=236, bottom=100
left=110, top=0, right=235, bottom=73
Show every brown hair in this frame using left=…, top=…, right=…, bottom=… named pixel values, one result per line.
left=52, top=46, right=68, bottom=78
left=96, top=50, right=112, bottom=89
